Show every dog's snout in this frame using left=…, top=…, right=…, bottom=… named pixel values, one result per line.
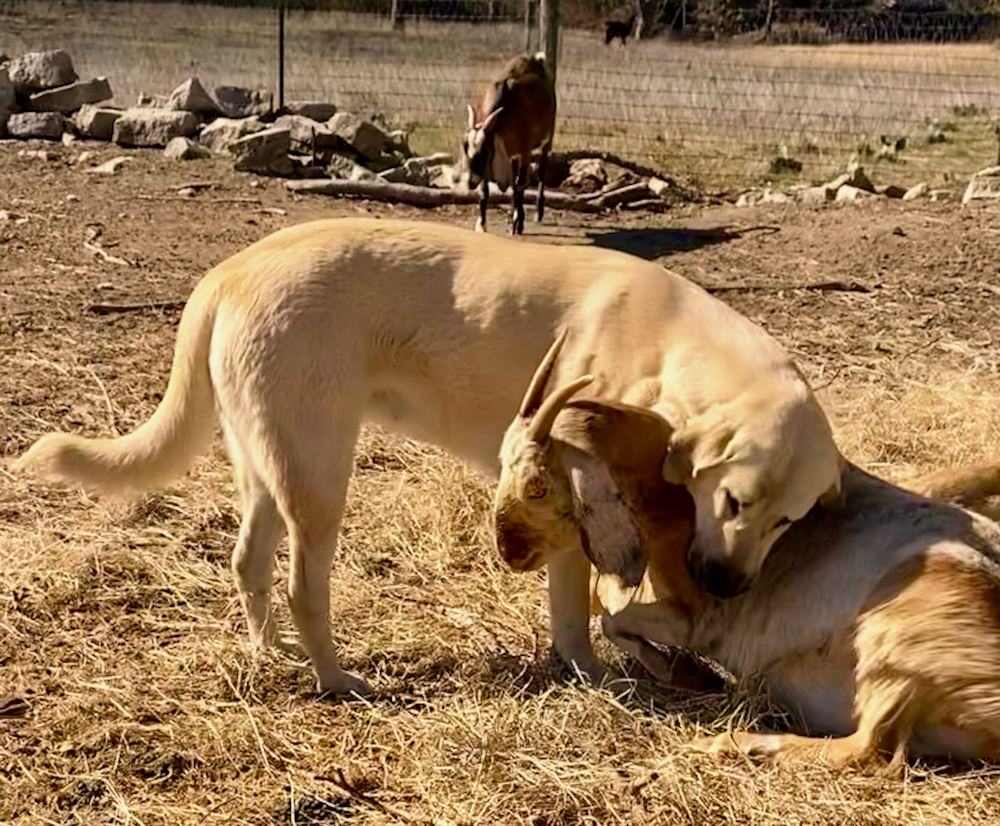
left=688, top=551, right=750, bottom=599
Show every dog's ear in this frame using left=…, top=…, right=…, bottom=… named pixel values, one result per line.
left=663, top=413, right=736, bottom=484
left=561, top=449, right=647, bottom=588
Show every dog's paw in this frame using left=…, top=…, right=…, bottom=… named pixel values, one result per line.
left=317, top=670, right=372, bottom=700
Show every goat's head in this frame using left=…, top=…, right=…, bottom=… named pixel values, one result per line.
left=494, top=330, right=650, bottom=587
left=463, top=104, right=509, bottom=189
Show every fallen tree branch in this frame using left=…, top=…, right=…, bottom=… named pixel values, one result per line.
left=87, top=300, right=186, bottom=314
left=287, top=178, right=675, bottom=214
left=704, top=279, right=872, bottom=294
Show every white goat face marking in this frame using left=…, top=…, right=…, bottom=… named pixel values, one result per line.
left=464, top=126, right=490, bottom=186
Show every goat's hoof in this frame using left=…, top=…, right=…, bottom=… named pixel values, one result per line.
left=475, top=221, right=485, bottom=233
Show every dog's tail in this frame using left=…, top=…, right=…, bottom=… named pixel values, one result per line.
left=16, top=277, right=220, bottom=493
left=905, top=463, right=1000, bottom=508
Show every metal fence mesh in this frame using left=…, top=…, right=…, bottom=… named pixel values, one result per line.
left=4, top=0, right=1000, bottom=191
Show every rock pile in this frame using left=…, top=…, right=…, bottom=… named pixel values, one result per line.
left=0, top=49, right=453, bottom=185
left=736, top=162, right=931, bottom=207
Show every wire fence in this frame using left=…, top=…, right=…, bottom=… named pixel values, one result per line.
left=4, top=0, right=1000, bottom=191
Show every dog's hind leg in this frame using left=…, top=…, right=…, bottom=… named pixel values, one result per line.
left=229, top=447, right=286, bottom=651
left=693, top=728, right=877, bottom=767
left=271, top=405, right=369, bottom=698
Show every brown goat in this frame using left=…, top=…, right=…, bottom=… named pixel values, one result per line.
left=462, top=51, right=556, bottom=235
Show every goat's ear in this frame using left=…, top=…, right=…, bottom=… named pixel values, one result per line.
left=562, top=450, right=647, bottom=588
left=467, top=104, right=476, bottom=130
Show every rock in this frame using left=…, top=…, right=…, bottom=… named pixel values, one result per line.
left=0, top=68, right=13, bottom=136
left=562, top=158, right=607, bottom=193
left=165, top=77, right=222, bottom=117
left=84, top=156, right=132, bottom=175
left=876, top=184, right=907, bottom=199
left=428, top=164, right=455, bottom=188
left=74, top=104, right=123, bottom=140
left=29, top=76, right=112, bottom=114
left=927, top=128, right=947, bottom=144
left=61, top=132, right=76, bottom=146
left=213, top=85, right=273, bottom=118
left=846, top=162, right=875, bottom=192
left=328, top=112, right=389, bottom=161
left=17, top=148, right=52, bottom=160
left=835, top=185, right=872, bottom=202
left=285, top=101, right=336, bottom=121
left=736, top=191, right=762, bottom=208
left=762, top=189, right=791, bottom=204
left=903, top=182, right=928, bottom=201
left=385, top=128, right=411, bottom=156
left=8, top=49, right=77, bottom=95
left=198, top=116, right=266, bottom=152
left=379, top=156, right=432, bottom=186
left=7, top=111, right=65, bottom=140
left=648, top=177, right=670, bottom=196
left=164, top=136, right=212, bottom=160
left=798, top=185, right=833, bottom=205
left=229, top=127, right=293, bottom=176
left=328, top=153, right=377, bottom=182
left=962, top=166, right=1000, bottom=205
left=366, top=151, right=406, bottom=173
left=112, top=109, right=200, bottom=147
left=273, top=114, right=340, bottom=151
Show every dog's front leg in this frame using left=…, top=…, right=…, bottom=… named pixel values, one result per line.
left=546, top=547, right=604, bottom=683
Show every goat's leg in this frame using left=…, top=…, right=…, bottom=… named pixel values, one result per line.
left=476, top=179, right=488, bottom=232
left=510, top=157, right=526, bottom=235
left=547, top=548, right=604, bottom=683
left=536, top=142, right=551, bottom=223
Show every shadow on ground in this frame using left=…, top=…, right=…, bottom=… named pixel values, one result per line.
left=585, top=225, right=781, bottom=260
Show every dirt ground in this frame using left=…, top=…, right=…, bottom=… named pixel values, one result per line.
left=6, top=139, right=1000, bottom=825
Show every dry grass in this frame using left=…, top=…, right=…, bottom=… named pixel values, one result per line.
left=4, top=2, right=1000, bottom=190
left=4, top=30, right=1000, bottom=822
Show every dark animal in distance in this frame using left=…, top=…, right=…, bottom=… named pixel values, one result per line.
left=605, top=14, right=636, bottom=45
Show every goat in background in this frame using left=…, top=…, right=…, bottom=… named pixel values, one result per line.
left=462, top=51, right=556, bottom=234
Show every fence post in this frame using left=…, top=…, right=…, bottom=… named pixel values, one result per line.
left=278, top=2, right=285, bottom=111
left=524, top=0, right=533, bottom=52
left=539, top=0, right=559, bottom=83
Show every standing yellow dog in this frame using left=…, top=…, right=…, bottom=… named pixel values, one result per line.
left=16, top=218, right=841, bottom=695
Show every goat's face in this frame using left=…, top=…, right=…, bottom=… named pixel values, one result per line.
left=495, top=427, right=578, bottom=572
left=463, top=105, right=504, bottom=188
left=663, top=390, right=843, bottom=598
left=494, top=331, right=648, bottom=587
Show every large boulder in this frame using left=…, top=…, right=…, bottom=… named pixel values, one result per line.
left=273, top=113, right=340, bottom=151
left=285, top=101, right=336, bottom=121
left=328, top=112, right=389, bottom=161
left=198, top=116, right=267, bottom=152
left=75, top=104, right=123, bottom=140
left=7, top=111, right=66, bottom=140
left=165, top=77, right=223, bottom=117
left=29, top=77, right=113, bottom=114
left=8, top=49, right=77, bottom=95
left=112, top=108, right=200, bottom=147
left=213, top=85, right=273, bottom=118
left=562, top=158, right=607, bottom=193
left=229, top=127, right=293, bottom=176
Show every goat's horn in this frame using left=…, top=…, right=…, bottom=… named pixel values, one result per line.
left=467, top=104, right=476, bottom=130
left=530, top=375, right=595, bottom=443
left=519, top=328, right=569, bottom=417
left=482, top=106, right=503, bottom=132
